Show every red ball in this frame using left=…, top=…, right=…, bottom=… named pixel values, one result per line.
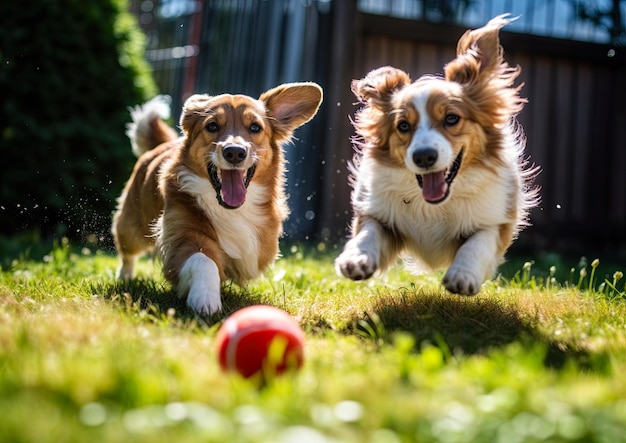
left=215, top=305, right=305, bottom=379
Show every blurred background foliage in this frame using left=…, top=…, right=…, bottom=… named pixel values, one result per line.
left=0, top=0, right=157, bottom=247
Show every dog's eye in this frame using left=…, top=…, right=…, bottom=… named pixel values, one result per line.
left=397, top=120, right=411, bottom=133
left=206, top=122, right=220, bottom=133
left=249, top=122, right=261, bottom=133
left=444, top=114, right=460, bottom=126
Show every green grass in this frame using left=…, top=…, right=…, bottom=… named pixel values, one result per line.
left=2, top=240, right=626, bottom=442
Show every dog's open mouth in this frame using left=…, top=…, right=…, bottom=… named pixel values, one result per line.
left=416, top=149, right=463, bottom=204
left=208, top=164, right=256, bottom=209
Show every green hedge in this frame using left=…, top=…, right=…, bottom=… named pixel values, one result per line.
left=0, top=0, right=156, bottom=245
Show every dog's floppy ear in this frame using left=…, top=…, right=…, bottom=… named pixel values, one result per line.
left=260, top=82, right=323, bottom=143
left=352, top=67, right=411, bottom=109
left=444, top=14, right=517, bottom=86
left=180, top=94, right=213, bottom=137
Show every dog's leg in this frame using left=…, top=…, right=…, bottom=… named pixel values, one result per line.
left=443, top=228, right=500, bottom=295
left=116, top=255, right=138, bottom=280
left=335, top=216, right=399, bottom=280
left=178, top=252, right=222, bottom=315
left=112, top=209, right=153, bottom=281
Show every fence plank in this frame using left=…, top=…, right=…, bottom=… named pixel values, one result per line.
left=609, top=67, right=626, bottom=228
left=552, top=60, right=575, bottom=223
left=571, top=63, right=593, bottom=223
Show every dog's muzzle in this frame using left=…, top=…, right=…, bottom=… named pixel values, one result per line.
left=208, top=145, right=256, bottom=209
left=416, top=149, right=463, bottom=204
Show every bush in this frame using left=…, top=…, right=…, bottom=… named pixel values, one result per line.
left=0, top=0, right=156, bottom=246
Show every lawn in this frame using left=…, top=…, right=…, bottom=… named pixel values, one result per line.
left=1, top=239, right=626, bottom=442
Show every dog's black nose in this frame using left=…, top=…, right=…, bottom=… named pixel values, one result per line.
left=223, top=145, right=247, bottom=165
left=413, top=148, right=438, bottom=169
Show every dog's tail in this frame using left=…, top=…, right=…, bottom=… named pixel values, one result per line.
left=126, top=95, right=178, bottom=157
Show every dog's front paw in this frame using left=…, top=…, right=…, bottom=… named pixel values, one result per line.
left=443, top=266, right=483, bottom=295
left=335, top=248, right=378, bottom=281
left=178, top=252, right=223, bottom=316
left=187, top=287, right=222, bottom=316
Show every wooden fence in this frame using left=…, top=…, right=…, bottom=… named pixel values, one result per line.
left=132, top=1, right=626, bottom=255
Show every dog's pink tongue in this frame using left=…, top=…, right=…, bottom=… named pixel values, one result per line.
left=421, top=171, right=448, bottom=203
left=221, top=169, right=247, bottom=208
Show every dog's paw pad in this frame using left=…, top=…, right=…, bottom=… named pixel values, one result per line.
left=443, top=267, right=482, bottom=295
left=335, top=250, right=378, bottom=281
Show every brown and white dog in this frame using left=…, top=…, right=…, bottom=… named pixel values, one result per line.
left=112, top=83, right=323, bottom=315
left=335, top=15, right=539, bottom=294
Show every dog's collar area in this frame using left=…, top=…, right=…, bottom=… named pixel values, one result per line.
left=208, top=163, right=256, bottom=209
left=415, top=148, right=464, bottom=204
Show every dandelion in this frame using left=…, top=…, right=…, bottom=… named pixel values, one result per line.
left=577, top=267, right=587, bottom=289
left=521, top=261, right=533, bottom=287
left=589, top=258, right=600, bottom=292
left=609, top=271, right=625, bottom=299
left=547, top=266, right=557, bottom=290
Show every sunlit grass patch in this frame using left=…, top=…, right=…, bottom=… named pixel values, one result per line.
left=1, top=239, right=626, bottom=442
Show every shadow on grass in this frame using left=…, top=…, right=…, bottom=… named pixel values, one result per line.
left=91, top=276, right=610, bottom=372
left=90, top=278, right=266, bottom=325
left=346, top=287, right=607, bottom=372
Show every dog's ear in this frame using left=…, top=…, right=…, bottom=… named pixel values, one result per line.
left=180, top=94, right=213, bottom=137
left=259, top=82, right=323, bottom=143
left=444, top=14, right=516, bottom=86
left=352, top=67, right=411, bottom=109
left=444, top=15, right=524, bottom=121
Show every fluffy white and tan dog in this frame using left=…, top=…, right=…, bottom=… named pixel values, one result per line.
left=112, top=83, right=323, bottom=315
left=335, top=15, right=539, bottom=294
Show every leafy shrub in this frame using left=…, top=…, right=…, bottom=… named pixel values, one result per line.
left=0, top=0, right=156, bottom=245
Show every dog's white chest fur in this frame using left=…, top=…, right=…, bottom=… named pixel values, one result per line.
left=355, top=158, right=515, bottom=269
left=177, top=170, right=266, bottom=281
